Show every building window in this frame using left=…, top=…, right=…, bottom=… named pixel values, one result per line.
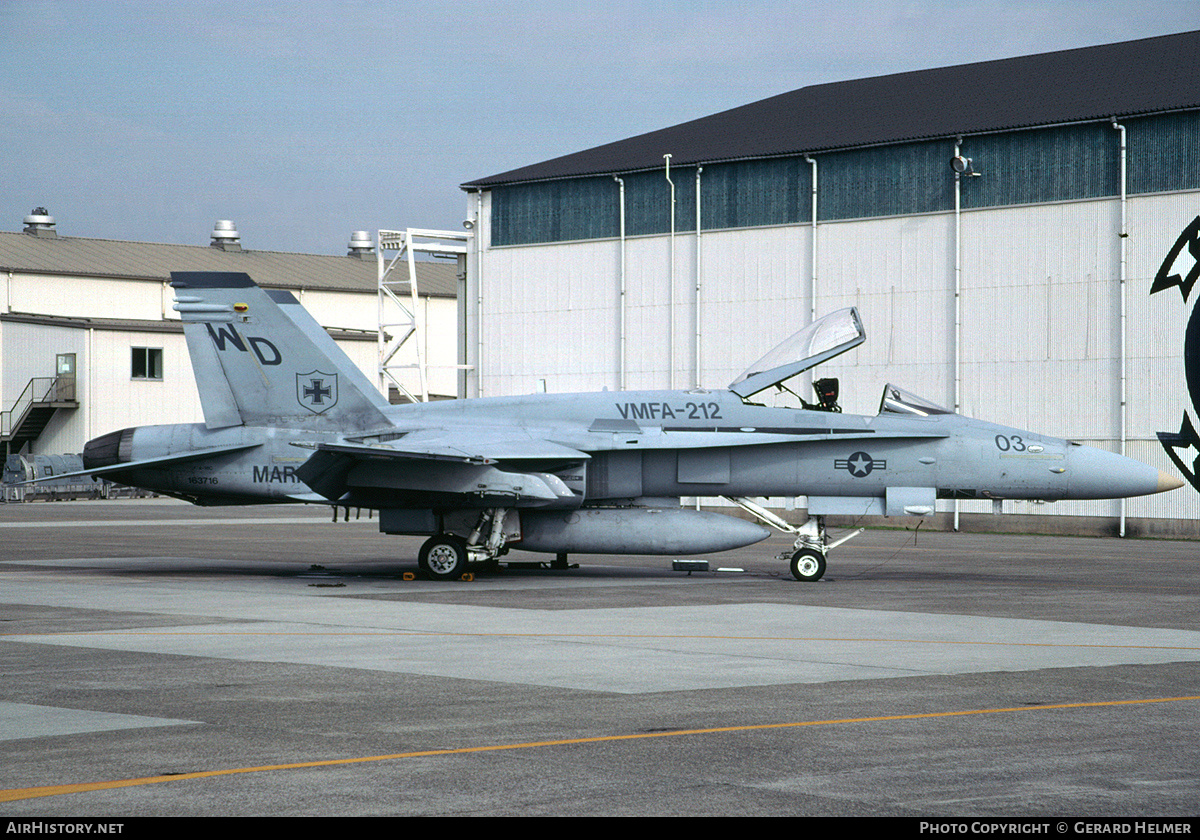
left=131, top=347, right=163, bottom=380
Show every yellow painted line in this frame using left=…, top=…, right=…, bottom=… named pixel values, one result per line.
left=3, top=629, right=1200, bottom=652
left=2, top=695, right=1197, bottom=803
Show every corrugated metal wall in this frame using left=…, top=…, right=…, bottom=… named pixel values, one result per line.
left=470, top=179, right=1200, bottom=526
left=489, top=112, right=1200, bottom=246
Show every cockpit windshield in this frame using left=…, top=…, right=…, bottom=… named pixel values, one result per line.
left=878, top=384, right=954, bottom=416
left=729, top=307, right=865, bottom=399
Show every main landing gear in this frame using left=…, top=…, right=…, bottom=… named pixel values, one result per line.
left=417, top=508, right=510, bottom=581
left=417, top=534, right=469, bottom=580
left=726, top=497, right=863, bottom=582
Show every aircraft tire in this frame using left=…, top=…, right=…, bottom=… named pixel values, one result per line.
left=790, top=549, right=826, bottom=582
left=419, top=534, right=469, bottom=581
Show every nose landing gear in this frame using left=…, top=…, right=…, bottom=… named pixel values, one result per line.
left=789, top=548, right=827, bottom=582
left=726, top=497, right=863, bottom=582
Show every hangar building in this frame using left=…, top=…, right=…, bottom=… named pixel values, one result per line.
left=461, top=30, right=1200, bottom=536
left=1, top=214, right=459, bottom=463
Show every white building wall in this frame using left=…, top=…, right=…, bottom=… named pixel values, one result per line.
left=482, top=239, right=621, bottom=395
left=470, top=188, right=1200, bottom=526
left=8, top=274, right=171, bottom=321
left=3, top=273, right=452, bottom=456
left=82, top=330, right=200, bottom=443
left=0, top=320, right=200, bottom=455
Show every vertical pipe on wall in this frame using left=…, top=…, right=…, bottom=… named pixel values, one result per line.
left=456, top=252, right=468, bottom=400
left=695, top=166, right=703, bottom=389
left=614, top=175, right=627, bottom=391
left=87, top=326, right=94, bottom=444
left=476, top=191, right=485, bottom=397
left=953, top=139, right=963, bottom=532
left=1113, top=119, right=1128, bottom=536
left=694, top=165, right=704, bottom=512
left=803, top=155, right=819, bottom=519
left=806, top=156, right=818, bottom=325
left=664, top=154, right=676, bottom=389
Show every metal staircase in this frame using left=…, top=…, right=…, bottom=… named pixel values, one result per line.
left=1, top=376, right=78, bottom=455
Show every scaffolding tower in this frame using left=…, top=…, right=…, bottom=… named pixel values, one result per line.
left=377, top=228, right=470, bottom=403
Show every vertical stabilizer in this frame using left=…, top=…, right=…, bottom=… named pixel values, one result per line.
left=184, top=320, right=244, bottom=429
left=171, top=272, right=390, bottom=430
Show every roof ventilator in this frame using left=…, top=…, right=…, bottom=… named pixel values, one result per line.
left=210, top=219, right=242, bottom=251
left=23, top=207, right=57, bottom=238
left=347, top=230, right=375, bottom=258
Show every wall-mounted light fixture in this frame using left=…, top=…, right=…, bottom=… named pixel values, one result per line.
left=950, top=155, right=981, bottom=177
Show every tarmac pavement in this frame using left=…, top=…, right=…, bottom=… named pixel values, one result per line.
left=1, top=498, right=1198, bottom=817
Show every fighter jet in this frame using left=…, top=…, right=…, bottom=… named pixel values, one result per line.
left=71, top=272, right=1181, bottom=581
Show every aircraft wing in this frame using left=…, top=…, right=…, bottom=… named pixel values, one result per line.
left=293, top=436, right=589, bottom=505
left=303, top=437, right=591, bottom=465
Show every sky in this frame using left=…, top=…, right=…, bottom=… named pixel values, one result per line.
left=1, top=0, right=1196, bottom=255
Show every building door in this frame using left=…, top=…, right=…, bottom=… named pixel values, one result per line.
left=55, top=353, right=76, bottom=401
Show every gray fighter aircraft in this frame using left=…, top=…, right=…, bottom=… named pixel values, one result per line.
left=70, top=272, right=1181, bottom=581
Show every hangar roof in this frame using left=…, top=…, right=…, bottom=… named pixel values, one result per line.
left=0, top=231, right=458, bottom=298
left=464, top=30, right=1200, bottom=188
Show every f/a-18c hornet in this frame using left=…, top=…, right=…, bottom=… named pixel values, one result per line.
left=68, top=272, right=1182, bottom=581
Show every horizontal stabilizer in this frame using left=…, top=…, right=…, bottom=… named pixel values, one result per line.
left=14, top=443, right=262, bottom=485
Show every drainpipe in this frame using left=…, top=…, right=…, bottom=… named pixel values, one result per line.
left=457, top=235, right=469, bottom=400
left=614, top=175, right=627, bottom=391
left=476, top=191, right=485, bottom=397
left=664, top=154, right=676, bottom=389
left=695, top=166, right=703, bottom=389
left=806, top=156, right=818, bottom=325
left=87, top=327, right=94, bottom=444
left=1113, top=118, right=1128, bottom=536
left=953, top=139, right=964, bottom=532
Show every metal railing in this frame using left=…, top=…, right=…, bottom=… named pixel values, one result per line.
left=1, top=377, right=60, bottom=438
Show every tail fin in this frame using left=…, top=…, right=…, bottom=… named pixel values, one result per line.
left=171, top=272, right=390, bottom=430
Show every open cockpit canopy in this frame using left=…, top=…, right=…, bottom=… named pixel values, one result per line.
left=878, top=384, right=954, bottom=416
left=729, top=307, right=865, bottom=399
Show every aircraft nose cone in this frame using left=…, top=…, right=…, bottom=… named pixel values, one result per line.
left=1158, top=470, right=1185, bottom=493
left=1066, top=445, right=1183, bottom=499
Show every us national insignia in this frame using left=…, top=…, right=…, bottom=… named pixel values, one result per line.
left=835, top=451, right=886, bottom=477
left=297, top=371, right=339, bottom=414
